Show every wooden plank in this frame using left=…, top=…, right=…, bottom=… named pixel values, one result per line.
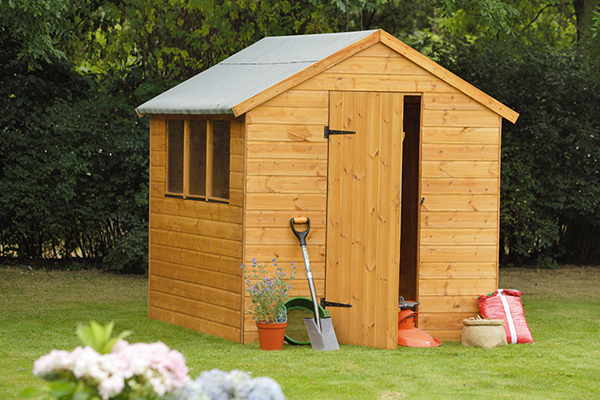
left=247, top=159, right=327, bottom=176
left=245, top=244, right=325, bottom=262
left=231, top=137, right=244, bottom=155
left=419, top=262, right=497, bottom=279
left=245, top=106, right=328, bottom=125
left=419, top=278, right=497, bottom=298
left=420, top=228, right=498, bottom=246
left=151, top=229, right=242, bottom=258
left=242, top=260, right=325, bottom=280
left=149, top=306, right=241, bottom=343
left=422, top=143, right=499, bottom=161
left=150, top=151, right=165, bottom=168
left=420, top=329, right=462, bottom=342
left=327, top=56, right=429, bottom=75
left=150, top=117, right=166, bottom=138
left=421, top=177, right=498, bottom=195
left=246, top=175, right=327, bottom=193
left=417, top=295, right=479, bottom=313
left=418, top=312, right=479, bottom=330
left=232, top=30, right=380, bottom=116
left=254, top=280, right=324, bottom=297
left=245, top=227, right=326, bottom=245
left=421, top=211, right=498, bottom=228
left=245, top=193, right=327, bottom=211
left=229, top=189, right=244, bottom=207
left=420, top=246, right=498, bottom=263
left=247, top=123, right=325, bottom=142
left=230, top=155, right=244, bottom=173
left=356, top=92, right=372, bottom=347
left=325, top=92, right=345, bottom=338
left=150, top=274, right=241, bottom=310
left=247, top=142, right=328, bottom=159
left=150, top=246, right=242, bottom=276
left=230, top=171, right=244, bottom=191
left=150, top=166, right=165, bottom=182
left=151, top=214, right=242, bottom=240
left=260, top=90, right=329, bottom=108
left=419, top=194, right=498, bottom=212
left=230, top=119, right=244, bottom=138
left=151, top=197, right=243, bottom=223
left=245, top=210, right=327, bottom=227
left=150, top=133, right=166, bottom=152
left=422, top=109, right=501, bottom=128
left=149, top=291, right=240, bottom=327
left=151, top=258, right=240, bottom=290
left=422, top=92, right=489, bottom=111
left=421, top=161, right=499, bottom=178
left=422, top=127, right=500, bottom=144
left=295, top=73, right=456, bottom=93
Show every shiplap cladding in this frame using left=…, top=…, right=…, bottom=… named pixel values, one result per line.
left=148, top=116, right=245, bottom=342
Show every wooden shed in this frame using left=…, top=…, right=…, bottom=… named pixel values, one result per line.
left=136, top=29, right=519, bottom=350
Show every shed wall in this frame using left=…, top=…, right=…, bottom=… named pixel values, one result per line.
left=243, top=91, right=329, bottom=343
left=242, top=42, right=501, bottom=342
left=149, top=115, right=245, bottom=342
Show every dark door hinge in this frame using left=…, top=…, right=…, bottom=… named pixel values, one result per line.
left=321, top=298, right=352, bottom=308
left=324, top=126, right=356, bottom=139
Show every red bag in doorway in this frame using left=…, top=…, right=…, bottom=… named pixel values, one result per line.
left=477, top=289, right=534, bottom=344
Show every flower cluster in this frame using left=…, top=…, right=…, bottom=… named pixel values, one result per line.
left=28, top=321, right=287, bottom=400
left=174, top=369, right=285, bottom=400
left=33, top=340, right=189, bottom=399
left=242, top=258, right=297, bottom=323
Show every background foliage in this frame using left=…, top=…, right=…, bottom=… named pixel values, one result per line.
left=1, top=0, right=599, bottom=271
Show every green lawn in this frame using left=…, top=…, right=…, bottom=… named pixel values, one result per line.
left=1, top=265, right=599, bottom=399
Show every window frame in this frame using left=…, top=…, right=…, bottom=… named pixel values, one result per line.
left=166, top=118, right=230, bottom=203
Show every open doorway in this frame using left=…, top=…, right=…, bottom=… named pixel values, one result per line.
left=399, top=95, right=421, bottom=303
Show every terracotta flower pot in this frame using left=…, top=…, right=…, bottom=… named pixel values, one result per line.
left=256, top=321, right=288, bottom=350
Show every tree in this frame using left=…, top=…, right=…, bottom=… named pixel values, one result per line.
left=0, top=0, right=71, bottom=68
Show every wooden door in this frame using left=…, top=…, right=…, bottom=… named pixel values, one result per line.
left=325, top=91, right=403, bottom=349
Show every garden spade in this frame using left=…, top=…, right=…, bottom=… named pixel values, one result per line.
left=290, top=217, right=340, bottom=351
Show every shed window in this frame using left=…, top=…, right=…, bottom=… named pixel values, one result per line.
left=167, top=120, right=184, bottom=193
left=167, top=119, right=230, bottom=202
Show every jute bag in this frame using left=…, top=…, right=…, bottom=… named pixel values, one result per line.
left=461, top=317, right=507, bottom=348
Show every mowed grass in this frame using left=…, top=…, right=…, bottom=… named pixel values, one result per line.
left=1, top=265, right=599, bottom=399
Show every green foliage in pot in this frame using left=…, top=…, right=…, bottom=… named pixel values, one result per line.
left=242, top=258, right=297, bottom=323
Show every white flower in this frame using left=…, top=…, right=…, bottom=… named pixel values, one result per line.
left=98, top=373, right=126, bottom=400
left=33, top=349, right=72, bottom=377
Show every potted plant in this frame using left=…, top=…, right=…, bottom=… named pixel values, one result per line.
left=242, top=258, right=297, bottom=350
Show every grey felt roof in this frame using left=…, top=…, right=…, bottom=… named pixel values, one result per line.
left=136, top=30, right=377, bottom=115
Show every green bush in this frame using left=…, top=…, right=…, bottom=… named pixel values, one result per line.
left=433, top=38, right=600, bottom=266
left=0, top=27, right=150, bottom=272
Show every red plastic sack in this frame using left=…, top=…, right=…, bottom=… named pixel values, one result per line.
left=477, top=289, right=534, bottom=344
